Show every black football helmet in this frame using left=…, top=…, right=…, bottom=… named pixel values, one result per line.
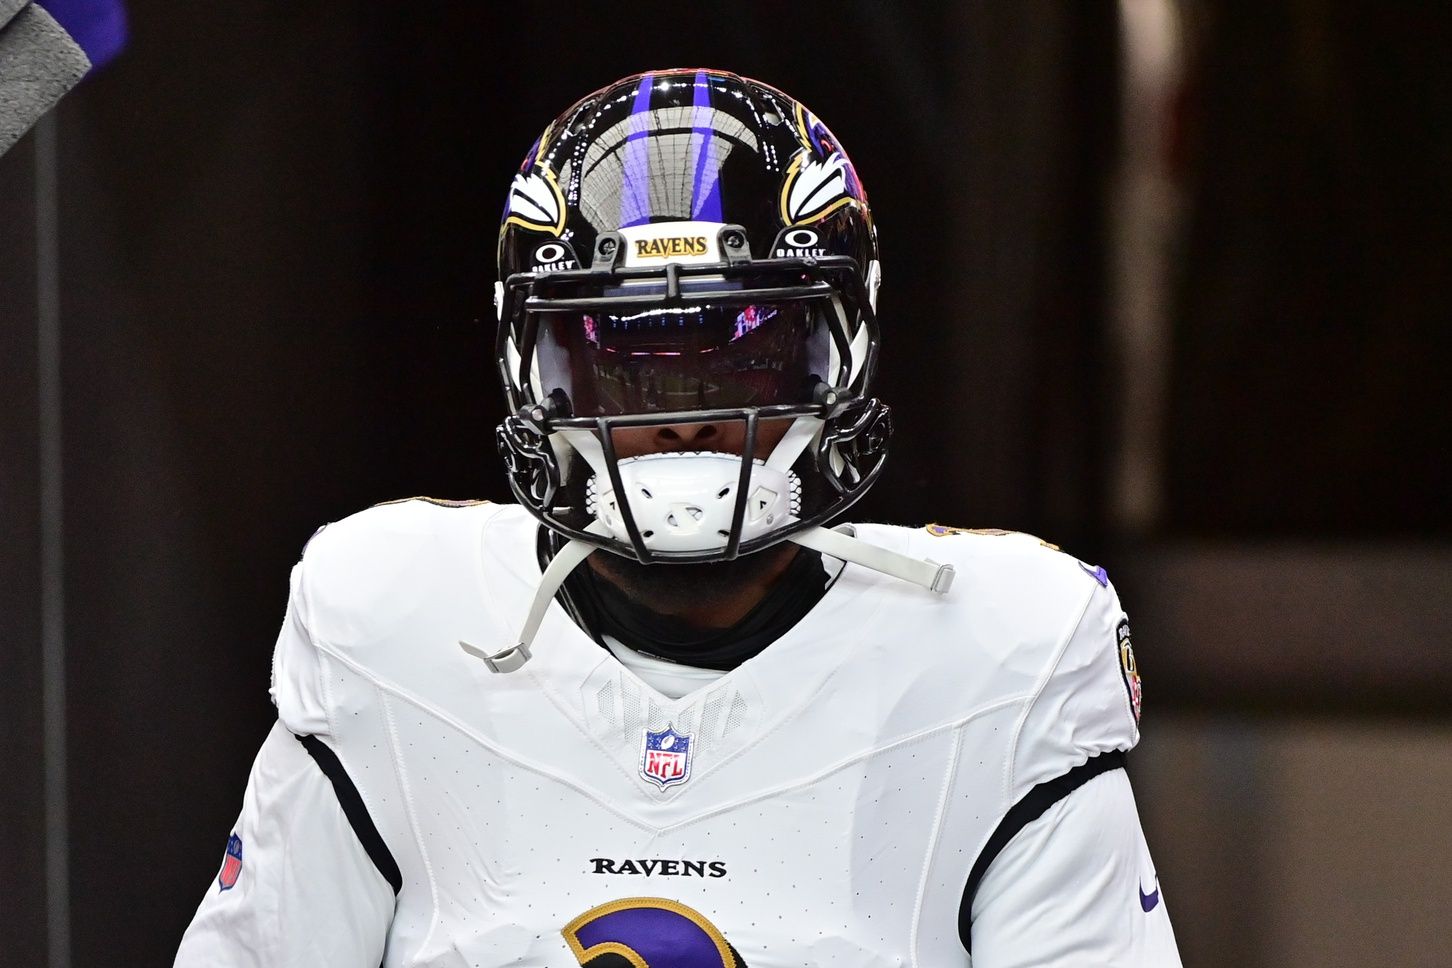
left=473, top=69, right=952, bottom=673
left=495, top=68, right=892, bottom=564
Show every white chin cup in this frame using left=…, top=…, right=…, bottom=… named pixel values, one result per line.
left=586, top=452, right=801, bottom=554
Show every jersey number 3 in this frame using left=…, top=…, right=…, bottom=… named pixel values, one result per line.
left=563, top=897, right=747, bottom=968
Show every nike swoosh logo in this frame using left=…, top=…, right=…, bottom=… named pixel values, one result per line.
left=1139, top=876, right=1160, bottom=912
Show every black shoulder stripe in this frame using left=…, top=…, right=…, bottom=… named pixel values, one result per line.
left=296, top=734, right=403, bottom=895
left=958, top=750, right=1126, bottom=953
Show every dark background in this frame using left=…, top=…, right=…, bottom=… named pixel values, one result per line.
left=2, top=3, right=1448, bottom=966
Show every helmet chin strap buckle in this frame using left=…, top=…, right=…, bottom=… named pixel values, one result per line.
left=459, top=639, right=532, bottom=674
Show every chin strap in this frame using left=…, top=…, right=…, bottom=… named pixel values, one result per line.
left=459, top=525, right=605, bottom=673
left=461, top=522, right=954, bottom=675
left=788, top=524, right=956, bottom=594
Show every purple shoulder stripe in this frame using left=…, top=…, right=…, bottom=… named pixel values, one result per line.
left=35, top=0, right=127, bottom=70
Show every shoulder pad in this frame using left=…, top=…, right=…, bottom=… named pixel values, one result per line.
left=1009, top=576, right=1140, bottom=799
left=297, top=499, right=502, bottom=649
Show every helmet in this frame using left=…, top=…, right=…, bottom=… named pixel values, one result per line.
left=494, top=68, right=891, bottom=564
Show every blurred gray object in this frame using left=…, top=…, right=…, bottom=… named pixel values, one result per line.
left=0, top=3, right=90, bottom=155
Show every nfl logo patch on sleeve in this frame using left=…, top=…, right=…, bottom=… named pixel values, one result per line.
left=640, top=725, right=692, bottom=789
left=217, top=832, right=243, bottom=891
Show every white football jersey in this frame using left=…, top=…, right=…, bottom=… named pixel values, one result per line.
left=177, top=500, right=1180, bottom=968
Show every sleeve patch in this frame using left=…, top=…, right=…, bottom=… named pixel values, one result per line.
left=1117, top=619, right=1142, bottom=724
left=217, top=833, right=244, bottom=891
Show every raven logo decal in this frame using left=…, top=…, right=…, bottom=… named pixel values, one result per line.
left=778, top=102, right=862, bottom=226
left=504, top=167, right=566, bottom=237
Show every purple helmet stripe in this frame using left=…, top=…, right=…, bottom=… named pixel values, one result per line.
left=689, top=71, right=724, bottom=222
left=618, top=73, right=656, bottom=228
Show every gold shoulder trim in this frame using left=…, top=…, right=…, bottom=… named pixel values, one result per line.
left=372, top=496, right=493, bottom=509
left=923, top=523, right=1060, bottom=552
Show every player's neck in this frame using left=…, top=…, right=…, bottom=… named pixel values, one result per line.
left=586, top=542, right=799, bottom=629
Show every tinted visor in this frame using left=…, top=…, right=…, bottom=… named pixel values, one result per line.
left=533, top=299, right=833, bottom=416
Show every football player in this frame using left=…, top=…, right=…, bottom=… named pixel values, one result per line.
left=176, top=69, right=1181, bottom=967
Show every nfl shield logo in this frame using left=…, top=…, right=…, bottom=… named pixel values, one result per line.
left=218, top=832, right=243, bottom=891
left=640, top=724, right=692, bottom=789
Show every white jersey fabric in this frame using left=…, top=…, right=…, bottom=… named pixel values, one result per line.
left=177, top=500, right=1180, bottom=967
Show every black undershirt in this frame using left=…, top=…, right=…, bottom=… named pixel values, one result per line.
left=540, top=528, right=834, bottom=671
